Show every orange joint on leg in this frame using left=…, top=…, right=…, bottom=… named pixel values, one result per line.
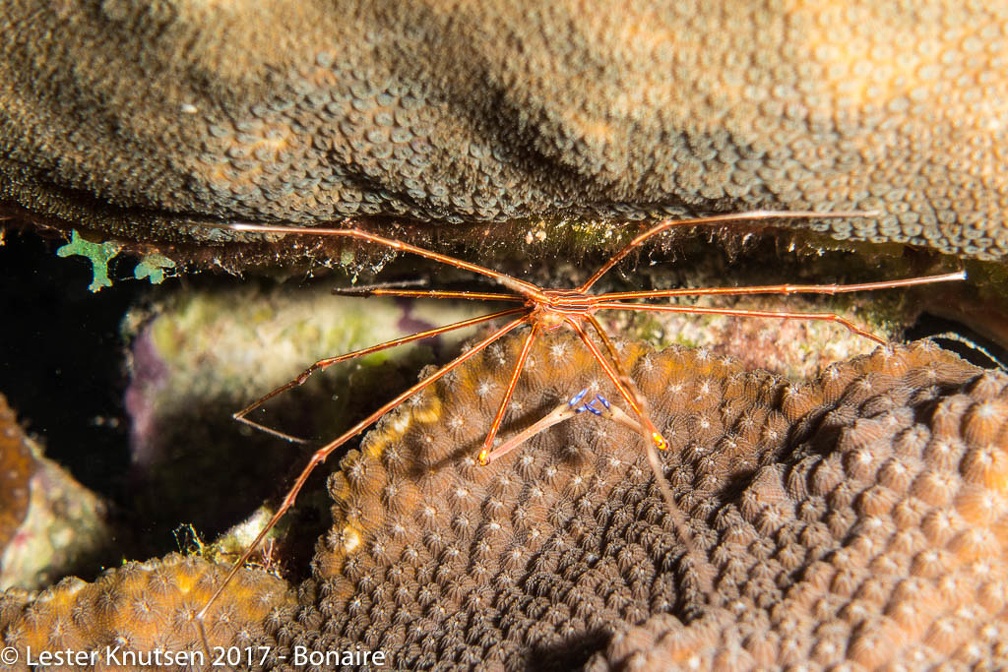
left=477, top=449, right=491, bottom=466
left=652, top=432, right=669, bottom=451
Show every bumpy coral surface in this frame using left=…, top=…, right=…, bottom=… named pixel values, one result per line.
left=0, top=554, right=294, bottom=671
left=262, top=333, right=1007, bottom=670
left=2, top=1, right=1005, bottom=261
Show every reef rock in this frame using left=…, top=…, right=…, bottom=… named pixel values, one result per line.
left=0, top=395, right=113, bottom=591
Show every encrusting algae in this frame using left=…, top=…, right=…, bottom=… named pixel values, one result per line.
left=0, top=395, right=112, bottom=592
left=0, top=396, right=35, bottom=556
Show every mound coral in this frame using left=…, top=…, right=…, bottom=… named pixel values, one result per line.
left=1, top=331, right=1005, bottom=669
left=0, top=554, right=294, bottom=671
left=260, top=333, right=1007, bottom=670
left=1, top=1, right=1004, bottom=263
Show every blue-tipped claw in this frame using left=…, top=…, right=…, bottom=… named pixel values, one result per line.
left=568, top=388, right=613, bottom=417
left=566, top=388, right=589, bottom=408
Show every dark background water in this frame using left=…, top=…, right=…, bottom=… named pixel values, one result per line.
left=0, top=230, right=137, bottom=499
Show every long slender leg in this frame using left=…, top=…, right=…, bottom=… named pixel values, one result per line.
left=234, top=307, right=526, bottom=441
left=594, top=302, right=890, bottom=343
left=578, top=210, right=877, bottom=292
left=476, top=322, right=541, bottom=466
left=596, top=270, right=966, bottom=302
left=195, top=314, right=529, bottom=647
left=485, top=390, right=643, bottom=464
left=568, top=318, right=713, bottom=593
left=565, top=319, right=667, bottom=451
left=223, top=221, right=547, bottom=299
left=333, top=287, right=524, bottom=302
left=584, top=314, right=667, bottom=447
left=484, top=389, right=594, bottom=464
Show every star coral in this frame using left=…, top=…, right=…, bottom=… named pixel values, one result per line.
left=1, top=1, right=1005, bottom=263
left=261, top=333, right=1007, bottom=670
left=0, top=554, right=294, bottom=671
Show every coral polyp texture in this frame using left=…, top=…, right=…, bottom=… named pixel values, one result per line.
left=260, top=333, right=1007, bottom=670
left=1, top=1, right=1005, bottom=262
left=0, top=554, right=295, bottom=671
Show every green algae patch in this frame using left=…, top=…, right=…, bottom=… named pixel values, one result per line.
left=134, top=253, right=177, bottom=284
left=56, top=231, right=180, bottom=291
left=56, top=230, right=123, bottom=292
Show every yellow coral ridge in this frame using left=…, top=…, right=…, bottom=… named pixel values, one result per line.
left=0, top=554, right=294, bottom=671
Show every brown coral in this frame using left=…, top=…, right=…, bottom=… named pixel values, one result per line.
left=0, top=394, right=113, bottom=591
left=260, top=333, right=1007, bottom=670
left=0, top=395, right=35, bottom=553
left=0, top=553, right=294, bottom=671
left=2, top=1, right=1005, bottom=261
